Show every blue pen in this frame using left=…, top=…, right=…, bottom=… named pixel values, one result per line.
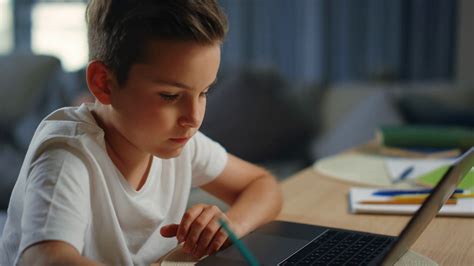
left=396, top=166, right=414, bottom=182
left=373, top=188, right=464, bottom=196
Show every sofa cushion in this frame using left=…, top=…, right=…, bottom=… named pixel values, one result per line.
left=310, top=90, right=404, bottom=159
left=0, top=54, right=62, bottom=126
left=317, top=84, right=381, bottom=135
left=200, top=67, right=313, bottom=162
left=398, top=94, right=474, bottom=127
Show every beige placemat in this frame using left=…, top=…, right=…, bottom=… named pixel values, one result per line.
left=395, top=250, right=438, bottom=266
left=313, top=153, right=413, bottom=188
left=158, top=246, right=437, bottom=265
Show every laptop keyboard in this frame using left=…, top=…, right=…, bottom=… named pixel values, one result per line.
left=279, top=230, right=393, bottom=266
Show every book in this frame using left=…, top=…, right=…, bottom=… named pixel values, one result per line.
left=376, top=125, right=474, bottom=149
left=349, top=187, right=474, bottom=217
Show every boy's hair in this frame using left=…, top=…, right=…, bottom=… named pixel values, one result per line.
left=86, top=0, right=228, bottom=85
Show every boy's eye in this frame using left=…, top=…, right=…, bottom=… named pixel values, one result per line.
left=201, top=86, right=214, bottom=97
left=159, top=93, right=179, bottom=101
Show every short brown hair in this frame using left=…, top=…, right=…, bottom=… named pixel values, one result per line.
left=86, top=0, right=228, bottom=85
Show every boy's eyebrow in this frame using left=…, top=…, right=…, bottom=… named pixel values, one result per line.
left=153, top=78, right=218, bottom=90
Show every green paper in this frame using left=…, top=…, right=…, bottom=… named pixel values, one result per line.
left=417, top=166, right=474, bottom=190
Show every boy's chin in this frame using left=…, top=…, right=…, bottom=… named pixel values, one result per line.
left=152, top=147, right=184, bottom=159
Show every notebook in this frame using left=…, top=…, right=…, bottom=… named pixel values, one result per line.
left=197, top=148, right=474, bottom=266
left=349, top=187, right=474, bottom=216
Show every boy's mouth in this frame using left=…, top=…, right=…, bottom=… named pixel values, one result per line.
left=169, top=137, right=190, bottom=144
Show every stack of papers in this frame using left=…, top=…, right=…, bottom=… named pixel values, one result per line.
left=349, top=187, right=474, bottom=217
left=384, top=157, right=455, bottom=182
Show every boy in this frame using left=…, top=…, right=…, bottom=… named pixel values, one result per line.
left=0, top=0, right=283, bottom=265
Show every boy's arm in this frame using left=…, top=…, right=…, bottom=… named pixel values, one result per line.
left=201, top=154, right=283, bottom=234
left=161, top=154, right=283, bottom=259
left=20, top=240, right=100, bottom=266
left=17, top=148, right=92, bottom=265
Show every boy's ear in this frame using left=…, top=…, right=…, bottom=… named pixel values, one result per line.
left=86, top=60, right=116, bottom=105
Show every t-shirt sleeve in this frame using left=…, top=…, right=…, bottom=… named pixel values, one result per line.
left=18, top=147, right=90, bottom=258
left=189, top=131, right=228, bottom=187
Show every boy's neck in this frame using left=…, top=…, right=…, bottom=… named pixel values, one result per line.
left=91, top=106, right=152, bottom=191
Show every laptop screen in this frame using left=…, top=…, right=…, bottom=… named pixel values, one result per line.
left=382, top=148, right=474, bottom=265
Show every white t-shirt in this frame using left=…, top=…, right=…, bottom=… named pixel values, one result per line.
left=0, top=104, right=228, bottom=265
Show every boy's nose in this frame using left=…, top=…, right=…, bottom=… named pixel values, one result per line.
left=178, top=102, right=202, bottom=128
left=179, top=115, right=200, bottom=128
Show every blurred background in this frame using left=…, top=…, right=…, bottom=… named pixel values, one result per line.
left=0, top=0, right=473, bottom=214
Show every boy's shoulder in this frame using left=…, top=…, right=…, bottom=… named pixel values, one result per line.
left=38, top=104, right=103, bottom=139
left=29, top=104, right=106, bottom=160
left=42, top=104, right=100, bottom=130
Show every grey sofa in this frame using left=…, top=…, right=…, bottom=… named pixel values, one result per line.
left=0, top=54, right=71, bottom=210
left=189, top=78, right=474, bottom=209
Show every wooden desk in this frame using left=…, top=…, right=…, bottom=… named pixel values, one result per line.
left=277, top=168, right=474, bottom=265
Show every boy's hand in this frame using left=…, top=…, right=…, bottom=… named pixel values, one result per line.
left=160, top=204, right=237, bottom=259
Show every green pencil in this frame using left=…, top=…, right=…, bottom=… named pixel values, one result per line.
left=218, top=218, right=260, bottom=266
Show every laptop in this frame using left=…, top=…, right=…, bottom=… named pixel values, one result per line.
left=198, top=148, right=474, bottom=266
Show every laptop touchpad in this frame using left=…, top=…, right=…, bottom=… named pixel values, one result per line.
left=216, top=233, right=308, bottom=265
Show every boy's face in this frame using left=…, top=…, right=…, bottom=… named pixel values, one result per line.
left=107, top=40, right=221, bottom=159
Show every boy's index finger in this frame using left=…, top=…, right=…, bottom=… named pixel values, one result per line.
left=177, top=204, right=206, bottom=242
